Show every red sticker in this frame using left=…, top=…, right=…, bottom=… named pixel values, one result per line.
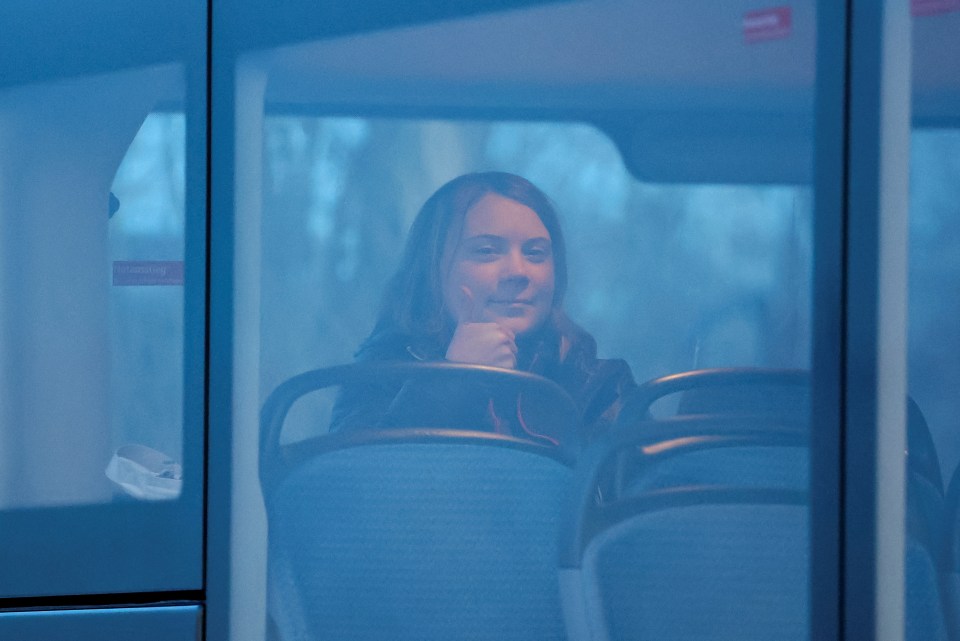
left=113, top=261, right=185, bottom=286
left=744, top=6, right=792, bottom=43
left=912, top=0, right=960, bottom=16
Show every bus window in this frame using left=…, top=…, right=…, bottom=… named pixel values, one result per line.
left=906, top=126, right=960, bottom=641
left=259, top=117, right=811, bottom=435
left=108, top=110, right=187, bottom=490
left=906, top=8, right=960, bottom=640
left=219, top=1, right=816, bottom=639
left=0, top=0, right=204, bottom=598
left=0, top=68, right=186, bottom=509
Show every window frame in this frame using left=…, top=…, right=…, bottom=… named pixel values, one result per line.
left=207, top=2, right=915, bottom=640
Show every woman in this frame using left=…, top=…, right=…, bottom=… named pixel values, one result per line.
left=330, top=171, right=635, bottom=448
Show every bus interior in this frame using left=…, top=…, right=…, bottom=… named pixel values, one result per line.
left=0, top=0, right=958, bottom=639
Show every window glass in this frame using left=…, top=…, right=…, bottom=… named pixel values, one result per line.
left=0, top=69, right=186, bottom=508
left=909, top=128, right=960, bottom=480
left=905, top=7, right=960, bottom=639
left=260, top=116, right=812, bottom=438
left=0, top=0, right=204, bottom=597
left=226, top=1, right=817, bottom=639
left=109, top=112, right=186, bottom=469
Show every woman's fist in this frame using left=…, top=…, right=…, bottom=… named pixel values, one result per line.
left=445, top=322, right=517, bottom=368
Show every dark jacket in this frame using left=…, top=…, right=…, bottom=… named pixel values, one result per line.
left=329, top=320, right=636, bottom=451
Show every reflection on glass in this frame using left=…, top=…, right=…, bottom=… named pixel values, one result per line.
left=906, top=129, right=960, bottom=641
left=260, top=118, right=811, bottom=439
left=255, top=116, right=814, bottom=641
left=906, top=6, right=960, bottom=638
left=909, top=130, right=960, bottom=478
left=0, top=67, right=185, bottom=507
left=108, top=112, right=186, bottom=500
left=236, top=2, right=818, bottom=639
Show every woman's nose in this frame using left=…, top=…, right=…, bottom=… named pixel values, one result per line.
left=501, top=249, right=529, bottom=280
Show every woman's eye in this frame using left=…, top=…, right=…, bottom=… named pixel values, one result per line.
left=471, top=246, right=499, bottom=260
left=525, top=248, right=550, bottom=262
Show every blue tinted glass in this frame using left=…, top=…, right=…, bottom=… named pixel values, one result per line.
left=228, top=2, right=817, bottom=639
left=906, top=7, right=960, bottom=639
left=0, top=0, right=204, bottom=597
left=0, top=68, right=186, bottom=507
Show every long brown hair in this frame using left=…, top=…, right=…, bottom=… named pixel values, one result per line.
left=360, top=172, right=570, bottom=354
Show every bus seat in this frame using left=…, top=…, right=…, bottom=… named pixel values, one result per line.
left=558, top=424, right=809, bottom=641
left=263, top=429, right=572, bottom=641
left=561, top=415, right=947, bottom=641
left=618, top=368, right=944, bottom=494
left=617, top=421, right=807, bottom=496
left=579, top=493, right=808, bottom=641
left=674, top=369, right=810, bottom=419
left=260, top=362, right=579, bottom=641
left=260, top=361, right=581, bottom=464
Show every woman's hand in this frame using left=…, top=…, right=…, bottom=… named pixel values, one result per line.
left=445, top=286, right=517, bottom=368
left=446, top=322, right=517, bottom=368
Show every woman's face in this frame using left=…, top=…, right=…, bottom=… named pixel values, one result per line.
left=442, top=193, right=556, bottom=338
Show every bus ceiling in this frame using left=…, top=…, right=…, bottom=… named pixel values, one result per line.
left=250, top=0, right=958, bottom=185
left=2, top=0, right=958, bottom=185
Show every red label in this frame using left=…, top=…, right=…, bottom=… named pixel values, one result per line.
left=912, top=0, right=960, bottom=16
left=744, top=6, right=792, bottom=43
left=113, top=261, right=185, bottom=286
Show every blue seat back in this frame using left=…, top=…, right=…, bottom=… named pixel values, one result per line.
left=561, top=410, right=947, bottom=641
left=581, top=492, right=808, bottom=641
left=266, top=431, right=572, bottom=641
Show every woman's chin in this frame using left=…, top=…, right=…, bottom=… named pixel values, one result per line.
left=496, top=315, right=546, bottom=339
